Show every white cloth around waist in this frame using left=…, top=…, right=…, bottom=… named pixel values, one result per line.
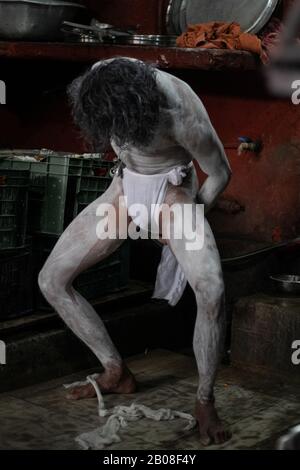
left=122, top=162, right=193, bottom=234
left=122, top=163, right=193, bottom=306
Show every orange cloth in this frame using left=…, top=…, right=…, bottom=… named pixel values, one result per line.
left=176, top=21, right=262, bottom=56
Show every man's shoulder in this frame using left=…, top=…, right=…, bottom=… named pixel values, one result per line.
left=156, top=70, right=206, bottom=117
left=156, top=69, right=192, bottom=96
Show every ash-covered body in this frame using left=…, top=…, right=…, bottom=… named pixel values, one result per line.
left=38, top=59, right=232, bottom=446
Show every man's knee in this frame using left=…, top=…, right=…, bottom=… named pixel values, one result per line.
left=194, top=274, right=225, bottom=316
left=38, top=264, right=68, bottom=304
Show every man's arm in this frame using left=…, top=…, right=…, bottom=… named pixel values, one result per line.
left=173, top=80, right=232, bottom=213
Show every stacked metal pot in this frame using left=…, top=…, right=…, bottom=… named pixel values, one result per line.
left=0, top=0, right=87, bottom=40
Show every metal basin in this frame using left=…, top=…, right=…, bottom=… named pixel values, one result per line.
left=0, top=0, right=86, bottom=40
left=270, top=274, right=300, bottom=295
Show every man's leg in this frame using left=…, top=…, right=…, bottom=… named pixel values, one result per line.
left=38, top=176, right=136, bottom=400
left=163, top=187, right=231, bottom=445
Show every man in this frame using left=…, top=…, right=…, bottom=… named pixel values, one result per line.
left=38, top=58, right=232, bottom=445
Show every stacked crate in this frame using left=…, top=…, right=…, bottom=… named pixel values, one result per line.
left=0, top=165, right=32, bottom=319
left=0, top=246, right=33, bottom=320
left=0, top=150, right=129, bottom=318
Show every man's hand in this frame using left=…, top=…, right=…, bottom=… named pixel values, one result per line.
left=197, top=165, right=231, bottom=214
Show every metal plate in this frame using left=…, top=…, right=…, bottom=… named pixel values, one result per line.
left=112, top=34, right=178, bottom=47
left=180, top=0, right=279, bottom=34
left=173, top=0, right=184, bottom=35
left=166, top=0, right=175, bottom=34
left=166, top=0, right=183, bottom=35
left=179, top=0, right=187, bottom=34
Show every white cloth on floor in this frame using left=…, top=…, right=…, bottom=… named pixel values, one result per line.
left=64, top=375, right=196, bottom=450
left=122, top=163, right=192, bottom=306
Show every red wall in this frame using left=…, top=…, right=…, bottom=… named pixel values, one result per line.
left=209, top=94, right=300, bottom=242
left=180, top=70, right=300, bottom=243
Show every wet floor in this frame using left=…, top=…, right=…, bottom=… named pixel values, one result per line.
left=0, top=349, right=299, bottom=450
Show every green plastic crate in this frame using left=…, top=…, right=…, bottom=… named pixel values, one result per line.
left=0, top=153, right=113, bottom=235
left=0, top=156, right=50, bottom=235
left=74, top=161, right=113, bottom=215
left=0, top=244, right=33, bottom=320
left=0, top=169, right=29, bottom=249
left=42, top=157, right=113, bottom=233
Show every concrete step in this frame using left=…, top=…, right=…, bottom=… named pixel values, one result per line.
left=231, top=293, right=300, bottom=383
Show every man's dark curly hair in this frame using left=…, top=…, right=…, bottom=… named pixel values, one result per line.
left=68, top=58, right=167, bottom=151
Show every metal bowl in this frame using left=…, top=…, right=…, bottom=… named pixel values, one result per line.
left=106, top=34, right=178, bottom=47
left=0, top=0, right=86, bottom=40
left=270, top=274, right=300, bottom=295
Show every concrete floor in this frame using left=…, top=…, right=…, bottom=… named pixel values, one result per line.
left=0, top=349, right=299, bottom=450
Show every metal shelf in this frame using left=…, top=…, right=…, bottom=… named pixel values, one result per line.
left=0, top=41, right=259, bottom=70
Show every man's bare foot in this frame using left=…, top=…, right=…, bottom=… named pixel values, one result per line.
left=66, top=364, right=137, bottom=400
left=195, top=400, right=231, bottom=446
